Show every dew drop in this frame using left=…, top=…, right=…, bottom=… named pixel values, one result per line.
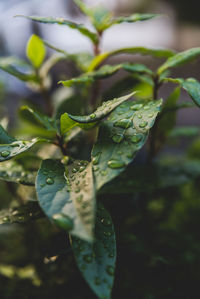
left=137, top=114, right=142, bottom=119
left=112, top=134, right=124, bottom=143
left=144, top=105, right=150, bottom=110
left=94, top=277, right=101, bottom=285
left=100, top=170, right=107, bottom=176
left=79, top=166, right=85, bottom=172
left=101, top=218, right=112, bottom=226
left=106, top=265, right=114, bottom=276
left=92, top=152, right=101, bottom=165
left=148, top=113, right=154, bottom=118
left=1, top=151, right=10, bottom=158
left=52, top=213, right=74, bottom=231
left=139, top=121, right=148, bottom=128
left=130, top=103, right=143, bottom=110
left=114, top=119, right=132, bottom=129
left=72, top=168, right=78, bottom=173
left=130, top=134, right=142, bottom=143
left=76, top=194, right=83, bottom=203
left=89, top=113, right=96, bottom=119
left=46, top=178, right=54, bottom=185
left=107, top=159, right=125, bottom=169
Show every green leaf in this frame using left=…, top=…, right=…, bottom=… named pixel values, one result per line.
left=123, top=63, right=153, bottom=76
left=17, top=15, right=98, bottom=44
left=0, top=138, right=44, bottom=162
left=92, top=98, right=163, bottom=190
left=0, top=160, right=36, bottom=185
left=0, top=202, right=44, bottom=225
left=0, top=57, right=37, bottom=82
left=158, top=47, right=200, bottom=74
left=111, top=13, right=160, bottom=26
left=74, top=0, right=113, bottom=33
left=26, top=34, right=46, bottom=69
left=59, top=64, right=122, bottom=87
left=0, top=125, right=16, bottom=144
left=88, top=47, right=175, bottom=71
left=19, top=106, right=57, bottom=133
left=163, top=77, right=200, bottom=107
left=36, top=159, right=95, bottom=241
left=169, top=126, right=200, bottom=138
left=60, top=92, right=135, bottom=135
left=71, top=202, right=116, bottom=299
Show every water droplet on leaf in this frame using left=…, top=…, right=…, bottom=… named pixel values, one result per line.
left=107, top=159, right=125, bottom=169
left=112, top=134, right=124, bottom=143
left=1, top=151, right=10, bottom=158
left=106, top=265, right=114, bottom=276
left=53, top=213, right=74, bottom=231
left=139, top=121, right=148, bottom=128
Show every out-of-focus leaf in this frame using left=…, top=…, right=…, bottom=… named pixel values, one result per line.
left=111, top=13, right=161, bottom=26
left=92, top=98, right=162, bottom=190
left=158, top=47, right=200, bottom=74
left=123, top=63, right=153, bottom=76
left=60, top=92, right=135, bottom=135
left=169, top=126, right=200, bottom=138
left=16, top=15, right=99, bottom=44
left=59, top=64, right=122, bottom=87
left=163, top=77, right=200, bottom=107
left=19, top=106, right=57, bottom=133
left=0, top=160, right=36, bottom=185
left=71, top=202, right=116, bottom=299
left=0, top=138, right=46, bottom=162
left=0, top=125, right=16, bottom=144
left=89, top=47, right=175, bottom=71
left=0, top=202, right=44, bottom=224
left=26, top=34, right=46, bottom=68
left=36, top=159, right=95, bottom=241
left=0, top=57, right=36, bottom=82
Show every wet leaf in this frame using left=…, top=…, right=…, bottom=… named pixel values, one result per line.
left=36, top=159, right=95, bottom=241
left=0, top=160, right=36, bottom=185
left=92, top=99, right=162, bottom=190
left=0, top=138, right=45, bottom=162
left=71, top=202, right=116, bottom=299
left=158, top=47, right=200, bottom=74
left=16, top=15, right=99, bottom=44
left=26, top=34, right=46, bottom=69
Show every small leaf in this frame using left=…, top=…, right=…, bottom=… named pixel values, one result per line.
left=19, top=106, right=57, bottom=133
left=71, top=202, right=116, bottom=299
left=0, top=57, right=37, bottom=82
left=60, top=92, right=135, bottom=135
left=16, top=15, right=99, bottom=44
left=158, top=47, right=200, bottom=74
left=36, top=159, right=96, bottom=241
left=111, top=13, right=160, bottom=25
left=92, top=99, right=162, bottom=190
left=169, top=126, right=200, bottom=138
left=26, top=34, right=46, bottom=69
left=74, top=0, right=113, bottom=33
left=0, top=138, right=44, bottom=162
left=0, top=160, right=36, bottom=185
left=59, top=64, right=122, bottom=87
left=88, top=47, right=175, bottom=71
left=163, top=77, right=200, bottom=107
left=123, top=63, right=153, bottom=76
left=0, top=125, right=16, bottom=144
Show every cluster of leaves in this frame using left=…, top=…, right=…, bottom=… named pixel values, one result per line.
left=0, top=1, right=200, bottom=298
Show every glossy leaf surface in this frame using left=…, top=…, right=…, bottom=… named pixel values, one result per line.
left=26, top=34, right=46, bottom=68
left=71, top=203, right=116, bottom=299
left=92, top=99, right=162, bottom=190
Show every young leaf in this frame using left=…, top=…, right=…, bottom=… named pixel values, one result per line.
left=0, top=57, right=37, bottom=82
left=60, top=92, right=135, bottom=135
left=74, top=0, right=113, bottom=33
left=92, top=99, right=163, bottom=190
left=71, top=202, right=116, bottom=299
left=36, top=159, right=96, bottom=241
left=19, top=106, right=57, bottom=133
left=59, top=64, right=122, bottom=87
left=163, top=77, right=200, bottom=107
left=26, top=34, right=46, bottom=69
left=0, top=125, right=16, bottom=144
left=123, top=63, right=153, bottom=76
left=0, top=160, right=36, bottom=185
left=0, top=138, right=45, bottom=162
left=111, top=13, right=160, bottom=26
left=158, top=47, right=200, bottom=74
left=17, top=15, right=99, bottom=44
left=88, top=48, right=175, bottom=71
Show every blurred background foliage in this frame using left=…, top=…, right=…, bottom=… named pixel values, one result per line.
left=0, top=0, right=200, bottom=298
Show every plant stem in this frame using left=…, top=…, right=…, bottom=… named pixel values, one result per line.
left=56, top=134, right=68, bottom=156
